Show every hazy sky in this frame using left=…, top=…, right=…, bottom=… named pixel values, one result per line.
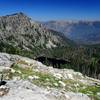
left=0, top=0, right=100, bottom=21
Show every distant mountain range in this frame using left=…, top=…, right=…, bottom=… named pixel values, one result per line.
left=0, top=12, right=74, bottom=54
left=42, top=21, right=100, bottom=44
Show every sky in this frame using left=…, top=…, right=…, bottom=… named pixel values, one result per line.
left=0, top=0, right=100, bottom=21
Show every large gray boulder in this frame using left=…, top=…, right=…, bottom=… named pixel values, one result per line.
left=1, top=80, right=90, bottom=100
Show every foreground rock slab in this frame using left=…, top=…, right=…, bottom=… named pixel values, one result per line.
left=0, top=80, right=90, bottom=100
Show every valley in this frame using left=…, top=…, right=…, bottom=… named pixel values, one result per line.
left=0, top=13, right=100, bottom=100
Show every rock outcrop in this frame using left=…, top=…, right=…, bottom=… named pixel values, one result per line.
left=0, top=12, right=72, bottom=52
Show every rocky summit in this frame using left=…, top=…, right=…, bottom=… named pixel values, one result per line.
left=0, top=53, right=100, bottom=100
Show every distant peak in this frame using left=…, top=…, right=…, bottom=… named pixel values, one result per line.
left=11, top=12, right=27, bottom=16
left=18, top=12, right=25, bottom=15
left=0, top=12, right=27, bottom=18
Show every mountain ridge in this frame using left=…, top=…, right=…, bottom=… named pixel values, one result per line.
left=0, top=12, right=75, bottom=56
left=42, top=20, right=100, bottom=44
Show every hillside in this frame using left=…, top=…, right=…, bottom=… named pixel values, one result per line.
left=0, top=53, right=100, bottom=100
left=42, top=21, right=100, bottom=44
left=0, top=13, right=74, bottom=57
left=0, top=13, right=100, bottom=99
left=0, top=13, right=100, bottom=81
